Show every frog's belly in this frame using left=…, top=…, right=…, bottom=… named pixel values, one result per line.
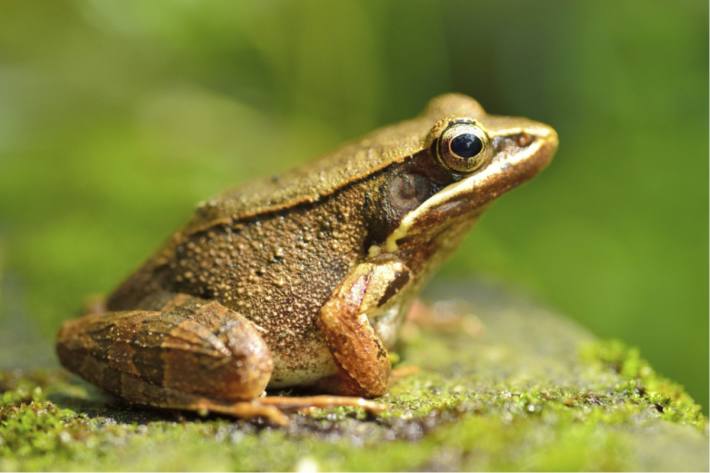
left=267, top=338, right=337, bottom=388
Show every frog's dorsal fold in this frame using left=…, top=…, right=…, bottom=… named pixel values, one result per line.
left=185, top=94, right=485, bottom=233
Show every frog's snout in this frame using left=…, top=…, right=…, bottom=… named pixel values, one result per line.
left=445, top=119, right=559, bottom=209
left=524, top=121, right=558, bottom=173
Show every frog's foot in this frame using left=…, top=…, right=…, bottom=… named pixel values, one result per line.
left=404, top=298, right=484, bottom=338
left=189, top=395, right=384, bottom=425
left=259, top=394, right=385, bottom=415
left=390, top=364, right=420, bottom=381
left=190, top=398, right=290, bottom=426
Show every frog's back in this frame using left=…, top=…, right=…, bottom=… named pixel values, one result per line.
left=106, top=94, right=485, bottom=311
left=184, top=94, right=486, bottom=234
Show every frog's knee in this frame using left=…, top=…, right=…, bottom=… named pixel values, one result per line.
left=210, top=316, right=274, bottom=400
left=161, top=312, right=273, bottom=401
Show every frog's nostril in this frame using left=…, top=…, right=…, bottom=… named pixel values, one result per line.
left=516, top=132, right=534, bottom=147
left=493, top=135, right=525, bottom=152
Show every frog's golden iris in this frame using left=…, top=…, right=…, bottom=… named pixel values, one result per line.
left=435, top=119, right=492, bottom=174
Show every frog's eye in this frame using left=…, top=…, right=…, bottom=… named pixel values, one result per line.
left=435, top=120, right=492, bottom=174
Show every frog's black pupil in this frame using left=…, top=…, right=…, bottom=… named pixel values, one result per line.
left=451, top=133, right=482, bottom=158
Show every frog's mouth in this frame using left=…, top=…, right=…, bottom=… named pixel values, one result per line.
left=384, top=120, right=558, bottom=253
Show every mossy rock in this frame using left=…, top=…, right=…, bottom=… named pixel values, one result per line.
left=0, top=282, right=707, bottom=471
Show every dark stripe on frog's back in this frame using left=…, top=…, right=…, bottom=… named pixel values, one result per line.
left=183, top=116, right=426, bottom=234
left=181, top=94, right=485, bottom=235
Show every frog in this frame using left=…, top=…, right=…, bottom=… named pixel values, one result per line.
left=56, top=93, right=558, bottom=425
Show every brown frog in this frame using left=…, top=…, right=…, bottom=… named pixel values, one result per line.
left=56, top=94, right=558, bottom=424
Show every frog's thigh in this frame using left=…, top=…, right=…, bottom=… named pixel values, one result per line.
left=318, top=258, right=410, bottom=397
left=56, top=294, right=273, bottom=408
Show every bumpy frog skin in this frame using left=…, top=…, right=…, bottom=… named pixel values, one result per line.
left=56, top=94, right=558, bottom=424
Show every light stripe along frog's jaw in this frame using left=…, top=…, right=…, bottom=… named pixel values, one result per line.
left=384, top=117, right=558, bottom=253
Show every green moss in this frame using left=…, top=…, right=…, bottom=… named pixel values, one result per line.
left=581, top=339, right=706, bottom=429
left=1, top=302, right=707, bottom=471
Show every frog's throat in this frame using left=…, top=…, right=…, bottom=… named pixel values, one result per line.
left=380, top=133, right=554, bottom=254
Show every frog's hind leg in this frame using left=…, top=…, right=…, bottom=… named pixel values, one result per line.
left=56, top=294, right=284, bottom=422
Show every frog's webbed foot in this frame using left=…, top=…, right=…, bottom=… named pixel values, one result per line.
left=259, top=394, right=384, bottom=415
left=189, top=394, right=384, bottom=426
left=189, top=398, right=290, bottom=425
left=318, top=257, right=411, bottom=397
left=404, top=298, right=484, bottom=338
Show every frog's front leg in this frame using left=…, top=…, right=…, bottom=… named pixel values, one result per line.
left=318, top=257, right=411, bottom=397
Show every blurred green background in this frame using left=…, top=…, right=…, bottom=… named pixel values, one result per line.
left=0, top=1, right=707, bottom=411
